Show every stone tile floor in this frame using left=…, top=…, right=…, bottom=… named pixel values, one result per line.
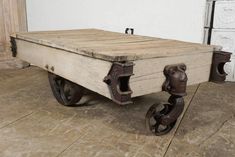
left=0, top=52, right=29, bottom=69
left=0, top=67, right=234, bottom=157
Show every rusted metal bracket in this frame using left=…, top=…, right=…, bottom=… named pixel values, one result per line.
left=104, top=62, right=134, bottom=105
left=162, top=63, right=188, bottom=96
left=161, top=96, right=185, bottom=126
left=161, top=64, right=188, bottom=125
left=145, top=64, right=188, bottom=136
left=10, top=37, right=17, bottom=57
left=210, top=51, right=232, bottom=83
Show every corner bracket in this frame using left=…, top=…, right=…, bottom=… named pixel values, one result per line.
left=104, top=62, right=134, bottom=105
left=210, top=51, right=232, bottom=83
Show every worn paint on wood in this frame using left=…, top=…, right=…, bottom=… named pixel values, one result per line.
left=15, top=29, right=216, bottom=61
left=16, top=37, right=214, bottom=98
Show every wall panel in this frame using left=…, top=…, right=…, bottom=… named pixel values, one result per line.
left=0, top=0, right=27, bottom=53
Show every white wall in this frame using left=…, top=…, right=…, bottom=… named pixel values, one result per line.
left=26, top=0, right=206, bottom=43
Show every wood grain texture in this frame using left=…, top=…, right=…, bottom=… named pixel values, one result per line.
left=16, top=39, right=213, bottom=99
left=0, top=0, right=6, bottom=52
left=16, top=39, right=113, bottom=99
left=16, top=29, right=216, bottom=61
left=0, top=0, right=27, bottom=53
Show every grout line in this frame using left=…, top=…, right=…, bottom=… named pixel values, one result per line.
left=199, top=114, right=234, bottom=146
left=55, top=127, right=91, bottom=157
left=55, top=138, right=79, bottom=157
left=163, top=84, right=201, bottom=157
left=0, top=111, right=35, bottom=130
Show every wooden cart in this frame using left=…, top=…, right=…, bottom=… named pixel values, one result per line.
left=10, top=29, right=231, bottom=135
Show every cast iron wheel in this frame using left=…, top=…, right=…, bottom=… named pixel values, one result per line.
left=145, top=103, right=177, bottom=136
left=48, top=72, right=84, bottom=106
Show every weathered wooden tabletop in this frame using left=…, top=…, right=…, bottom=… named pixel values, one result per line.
left=15, top=29, right=216, bottom=61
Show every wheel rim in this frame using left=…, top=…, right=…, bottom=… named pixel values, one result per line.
left=48, top=73, right=84, bottom=106
left=146, top=103, right=176, bottom=136
left=60, top=80, right=82, bottom=105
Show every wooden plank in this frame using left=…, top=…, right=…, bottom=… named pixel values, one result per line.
left=82, top=45, right=214, bottom=62
left=16, top=39, right=213, bottom=100
left=0, top=0, right=27, bottom=53
left=0, top=44, right=4, bottom=52
left=82, top=40, right=213, bottom=52
left=131, top=66, right=211, bottom=97
left=17, top=0, right=28, bottom=32
left=15, top=29, right=216, bottom=61
left=16, top=29, right=135, bottom=43
left=16, top=39, right=113, bottom=99
left=131, top=52, right=213, bottom=97
left=132, top=52, right=212, bottom=77
left=35, top=35, right=156, bottom=46
left=16, top=30, right=158, bottom=45
left=18, top=29, right=106, bottom=36
left=0, top=0, right=6, bottom=52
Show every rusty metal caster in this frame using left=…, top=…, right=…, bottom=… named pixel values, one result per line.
left=145, top=95, right=184, bottom=136
left=48, top=72, right=84, bottom=106
left=146, top=64, right=187, bottom=136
